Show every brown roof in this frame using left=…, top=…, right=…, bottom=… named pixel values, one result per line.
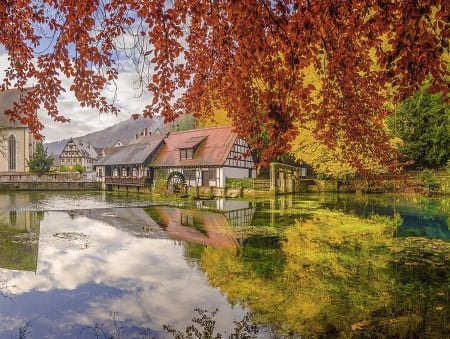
left=0, top=89, right=29, bottom=128
left=152, top=126, right=237, bottom=167
left=97, top=134, right=165, bottom=166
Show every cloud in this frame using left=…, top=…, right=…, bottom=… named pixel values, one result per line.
left=0, top=210, right=247, bottom=335
left=0, top=53, right=155, bottom=142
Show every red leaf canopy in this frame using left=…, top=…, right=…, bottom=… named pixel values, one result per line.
left=1, top=0, right=449, bottom=173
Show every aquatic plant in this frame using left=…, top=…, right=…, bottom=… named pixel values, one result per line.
left=163, top=308, right=258, bottom=339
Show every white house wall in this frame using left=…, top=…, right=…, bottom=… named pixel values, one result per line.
left=223, top=166, right=255, bottom=181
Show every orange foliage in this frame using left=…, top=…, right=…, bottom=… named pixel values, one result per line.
left=1, top=1, right=449, bottom=173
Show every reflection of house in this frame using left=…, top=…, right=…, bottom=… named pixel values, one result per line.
left=0, top=89, right=37, bottom=172
left=95, top=132, right=165, bottom=187
left=0, top=210, right=41, bottom=271
left=59, top=138, right=100, bottom=171
left=146, top=206, right=238, bottom=250
left=152, top=126, right=256, bottom=188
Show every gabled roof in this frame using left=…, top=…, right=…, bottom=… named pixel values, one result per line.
left=97, top=134, right=165, bottom=166
left=0, top=89, right=30, bottom=129
left=62, top=138, right=99, bottom=159
left=152, top=126, right=238, bottom=167
left=77, top=141, right=99, bottom=159
left=178, top=135, right=207, bottom=149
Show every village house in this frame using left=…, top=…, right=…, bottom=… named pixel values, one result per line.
left=151, top=126, right=256, bottom=189
left=95, top=130, right=165, bottom=188
left=0, top=89, right=37, bottom=173
left=59, top=138, right=100, bottom=172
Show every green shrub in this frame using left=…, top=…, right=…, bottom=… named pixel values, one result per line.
left=58, top=165, right=70, bottom=172
left=226, top=177, right=253, bottom=188
left=419, top=169, right=440, bottom=195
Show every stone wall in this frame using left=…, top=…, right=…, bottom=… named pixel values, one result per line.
left=0, top=181, right=101, bottom=191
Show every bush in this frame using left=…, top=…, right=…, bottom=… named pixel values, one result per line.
left=419, top=169, right=440, bottom=195
left=226, top=177, right=253, bottom=188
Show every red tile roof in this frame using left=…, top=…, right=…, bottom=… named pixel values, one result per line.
left=152, top=126, right=238, bottom=167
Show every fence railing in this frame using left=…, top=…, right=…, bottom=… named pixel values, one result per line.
left=104, top=176, right=152, bottom=187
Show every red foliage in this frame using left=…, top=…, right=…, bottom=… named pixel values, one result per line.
left=1, top=0, right=449, bottom=172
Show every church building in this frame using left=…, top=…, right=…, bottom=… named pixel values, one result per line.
left=0, top=89, right=37, bottom=173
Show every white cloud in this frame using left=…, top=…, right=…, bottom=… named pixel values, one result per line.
left=0, top=53, right=155, bottom=142
left=0, top=210, right=247, bottom=335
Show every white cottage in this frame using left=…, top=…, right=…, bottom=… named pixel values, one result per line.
left=152, top=126, right=256, bottom=188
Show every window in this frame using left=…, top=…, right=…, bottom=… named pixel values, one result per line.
left=8, top=135, right=16, bottom=170
left=180, top=148, right=193, bottom=160
left=184, top=168, right=196, bottom=180
left=209, top=168, right=216, bottom=180
left=9, top=211, right=17, bottom=226
left=181, top=214, right=194, bottom=226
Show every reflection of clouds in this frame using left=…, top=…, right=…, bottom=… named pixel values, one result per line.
left=0, top=211, right=246, bottom=335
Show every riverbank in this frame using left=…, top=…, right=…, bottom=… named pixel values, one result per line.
left=0, top=172, right=101, bottom=191
left=1, top=170, right=448, bottom=196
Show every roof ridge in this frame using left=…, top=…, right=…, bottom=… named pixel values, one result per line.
left=170, top=125, right=233, bottom=135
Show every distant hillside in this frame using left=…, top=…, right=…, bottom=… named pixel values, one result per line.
left=45, top=115, right=169, bottom=156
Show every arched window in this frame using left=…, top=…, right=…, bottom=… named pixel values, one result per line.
left=8, top=135, right=16, bottom=170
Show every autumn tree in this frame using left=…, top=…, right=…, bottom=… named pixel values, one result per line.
left=1, top=1, right=449, bottom=173
left=290, top=121, right=356, bottom=179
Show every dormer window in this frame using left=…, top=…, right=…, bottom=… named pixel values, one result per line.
left=178, top=135, right=207, bottom=161
left=180, top=148, right=193, bottom=160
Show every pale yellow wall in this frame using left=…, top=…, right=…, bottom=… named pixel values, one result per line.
left=0, top=128, right=36, bottom=172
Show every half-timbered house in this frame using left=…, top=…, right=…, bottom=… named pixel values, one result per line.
left=59, top=138, right=100, bottom=172
left=151, top=126, right=256, bottom=188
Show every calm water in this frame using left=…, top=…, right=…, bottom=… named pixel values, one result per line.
left=0, top=191, right=449, bottom=338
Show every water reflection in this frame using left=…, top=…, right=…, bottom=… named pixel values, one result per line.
left=0, top=191, right=155, bottom=211
left=0, top=192, right=449, bottom=338
left=0, top=210, right=40, bottom=272
left=0, top=208, right=247, bottom=338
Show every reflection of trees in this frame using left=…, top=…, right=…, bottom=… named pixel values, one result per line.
left=0, top=211, right=41, bottom=272
left=199, top=210, right=450, bottom=337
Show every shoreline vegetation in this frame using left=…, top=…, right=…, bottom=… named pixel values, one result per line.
left=0, top=170, right=448, bottom=197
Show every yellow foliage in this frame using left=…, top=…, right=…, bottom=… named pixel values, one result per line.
left=197, top=106, right=232, bottom=128
left=199, top=211, right=400, bottom=336
left=290, top=121, right=356, bottom=179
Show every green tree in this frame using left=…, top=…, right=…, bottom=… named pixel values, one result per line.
left=27, top=142, right=54, bottom=174
left=388, top=83, right=450, bottom=168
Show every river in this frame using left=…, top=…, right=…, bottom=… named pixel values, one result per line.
left=0, top=191, right=449, bottom=338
